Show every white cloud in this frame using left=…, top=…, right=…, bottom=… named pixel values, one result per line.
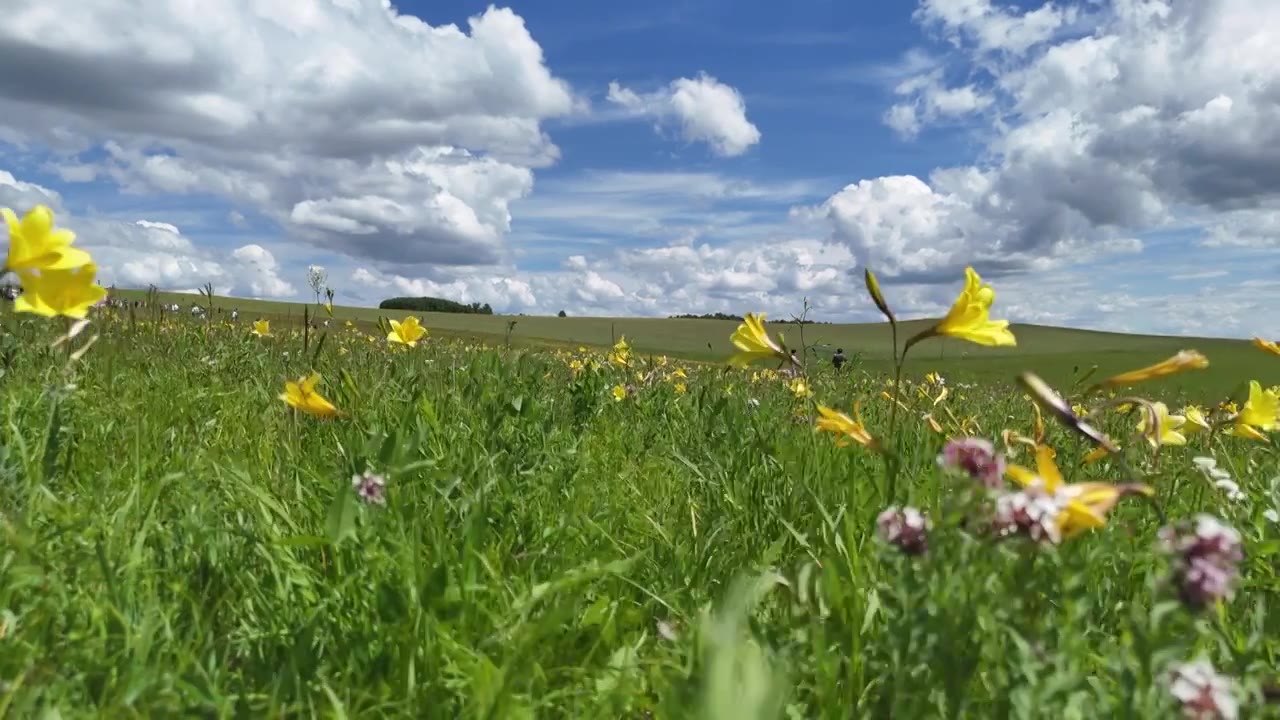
left=914, top=0, right=1079, bottom=55
left=823, top=0, right=1280, bottom=284
left=0, top=1, right=577, bottom=267
left=606, top=73, right=761, bottom=157
left=1, top=168, right=295, bottom=298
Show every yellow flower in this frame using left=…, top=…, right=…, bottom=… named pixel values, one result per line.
left=2, top=205, right=92, bottom=273
left=669, top=367, right=688, bottom=380
left=789, top=377, right=813, bottom=398
left=279, top=372, right=342, bottom=419
left=1251, top=337, right=1280, bottom=357
left=13, top=263, right=107, bottom=319
left=1182, top=405, right=1211, bottom=433
left=611, top=384, right=627, bottom=402
left=1136, top=402, right=1187, bottom=448
left=674, top=382, right=687, bottom=395
left=1095, top=350, right=1209, bottom=389
left=608, top=336, right=631, bottom=367
left=1006, top=445, right=1153, bottom=539
left=932, top=267, right=1017, bottom=347
left=815, top=402, right=880, bottom=452
left=1229, top=381, right=1278, bottom=440
left=251, top=319, right=271, bottom=337
left=388, top=316, right=427, bottom=347
left=729, top=313, right=788, bottom=367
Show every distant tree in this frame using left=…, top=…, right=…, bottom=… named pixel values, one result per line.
left=379, top=296, right=495, bottom=314
left=557, top=310, right=567, bottom=317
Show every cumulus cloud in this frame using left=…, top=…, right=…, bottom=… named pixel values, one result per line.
left=1, top=168, right=295, bottom=298
left=0, top=1, right=577, bottom=267
left=829, top=0, right=1280, bottom=282
left=606, top=73, right=761, bottom=157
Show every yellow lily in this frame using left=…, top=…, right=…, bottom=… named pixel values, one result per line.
left=1251, top=337, right=1280, bottom=357
left=279, top=372, right=342, bottom=419
left=251, top=319, right=271, bottom=337
left=932, top=267, right=1017, bottom=347
left=1136, top=401, right=1187, bottom=448
left=1094, top=350, right=1209, bottom=390
left=387, top=316, right=427, bottom=347
left=2, top=205, right=93, bottom=273
left=13, top=263, right=107, bottom=319
left=1228, top=381, right=1278, bottom=440
left=1006, top=445, right=1153, bottom=539
left=728, top=313, right=789, bottom=367
left=815, top=402, right=881, bottom=452
left=1182, top=405, right=1211, bottom=433
left=789, top=377, right=814, bottom=398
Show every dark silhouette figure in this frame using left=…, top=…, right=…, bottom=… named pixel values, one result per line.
left=832, top=348, right=847, bottom=371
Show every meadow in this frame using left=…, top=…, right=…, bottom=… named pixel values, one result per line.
left=1, top=278, right=1279, bottom=718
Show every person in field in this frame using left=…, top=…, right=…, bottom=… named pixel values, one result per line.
left=832, top=348, right=847, bottom=371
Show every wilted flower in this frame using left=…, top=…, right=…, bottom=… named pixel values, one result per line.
left=1166, top=658, right=1239, bottom=720
left=352, top=469, right=387, bottom=506
left=1158, top=515, right=1243, bottom=609
left=937, top=437, right=1006, bottom=490
left=876, top=506, right=930, bottom=555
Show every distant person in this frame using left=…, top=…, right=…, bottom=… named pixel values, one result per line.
left=832, top=348, right=847, bottom=371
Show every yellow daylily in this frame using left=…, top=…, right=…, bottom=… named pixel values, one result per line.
left=388, top=316, right=427, bottom=347
left=1094, top=350, right=1209, bottom=390
left=1228, top=381, right=1278, bottom=441
left=728, top=313, right=789, bottom=367
left=815, top=402, right=881, bottom=452
left=2, top=205, right=93, bottom=273
left=932, top=267, right=1017, bottom=347
left=611, top=384, right=627, bottom=402
left=1251, top=337, right=1280, bottom=357
left=13, top=263, right=107, bottom=319
left=251, top=319, right=271, bottom=337
left=1182, top=405, right=1211, bottom=433
left=1135, top=401, right=1187, bottom=448
left=279, top=372, right=342, bottom=419
left=789, top=377, right=813, bottom=398
left=674, top=382, right=687, bottom=395
left=1006, top=445, right=1153, bottom=539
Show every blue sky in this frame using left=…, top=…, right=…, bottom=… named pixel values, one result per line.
left=1, top=0, right=1279, bottom=338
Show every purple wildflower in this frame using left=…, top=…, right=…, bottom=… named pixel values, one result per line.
left=937, top=437, right=1006, bottom=490
left=876, top=506, right=930, bottom=555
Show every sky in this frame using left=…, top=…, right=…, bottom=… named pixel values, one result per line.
left=1, top=0, right=1279, bottom=338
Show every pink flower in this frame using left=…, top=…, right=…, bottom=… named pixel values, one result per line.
left=1167, top=659, right=1239, bottom=719
left=937, top=437, right=1006, bottom=489
left=352, top=470, right=387, bottom=506
left=876, top=506, right=930, bottom=555
left=991, top=488, right=1065, bottom=545
left=1158, top=515, right=1243, bottom=610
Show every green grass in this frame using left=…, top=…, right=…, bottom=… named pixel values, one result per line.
left=0, top=305, right=1278, bottom=717
left=112, top=289, right=1278, bottom=399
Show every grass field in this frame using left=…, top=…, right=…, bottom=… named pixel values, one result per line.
left=112, top=288, right=1278, bottom=399
left=1, top=294, right=1279, bottom=718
